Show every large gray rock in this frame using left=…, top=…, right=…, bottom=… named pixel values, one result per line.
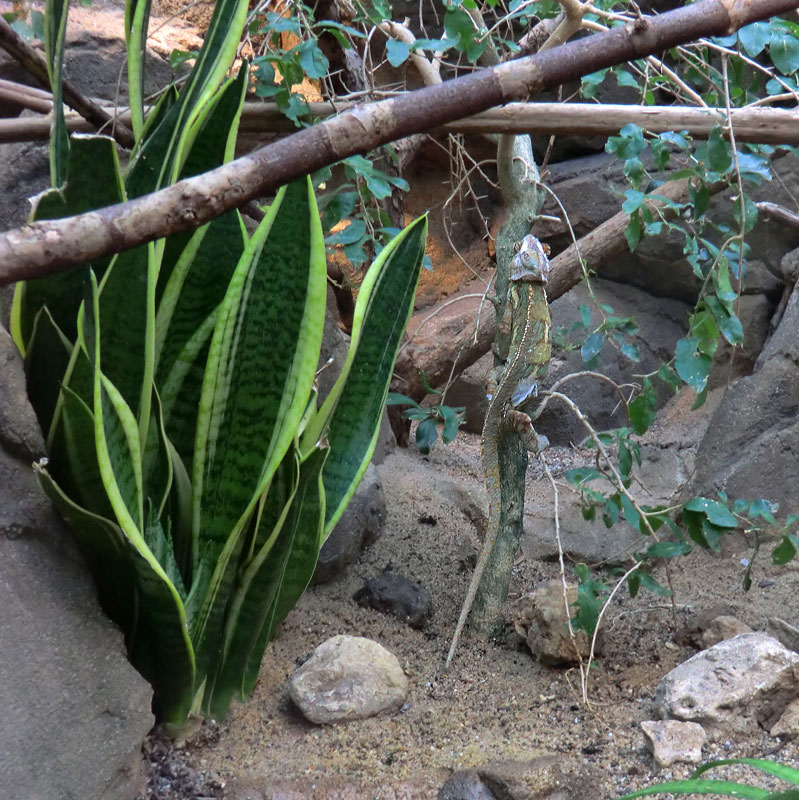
left=289, top=635, right=408, bottom=724
left=656, top=632, right=799, bottom=740
left=687, top=279, right=799, bottom=513
left=0, top=327, right=154, bottom=800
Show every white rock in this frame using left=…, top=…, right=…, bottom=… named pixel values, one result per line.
left=657, top=632, right=799, bottom=740
left=699, top=615, right=752, bottom=649
left=289, top=635, right=409, bottom=725
left=641, top=720, right=706, bottom=768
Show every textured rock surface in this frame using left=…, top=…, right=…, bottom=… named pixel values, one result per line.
left=699, top=615, right=752, bottom=649
left=313, top=462, right=386, bottom=583
left=687, top=278, right=799, bottom=514
left=514, top=581, right=601, bottom=666
left=439, top=756, right=609, bottom=800
left=0, top=327, right=154, bottom=800
left=353, top=571, right=433, bottom=629
left=657, top=632, right=799, bottom=739
left=768, top=617, right=799, bottom=654
left=772, top=697, right=799, bottom=739
left=640, top=720, right=706, bottom=768
left=289, top=635, right=408, bottom=724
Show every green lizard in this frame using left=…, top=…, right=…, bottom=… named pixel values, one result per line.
left=445, top=233, right=552, bottom=667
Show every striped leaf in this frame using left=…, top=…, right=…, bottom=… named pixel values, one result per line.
left=189, top=178, right=326, bottom=679
left=125, top=1, right=249, bottom=197
left=306, top=215, right=428, bottom=533
left=11, top=136, right=124, bottom=352
left=123, top=0, right=152, bottom=140
left=44, top=0, right=68, bottom=185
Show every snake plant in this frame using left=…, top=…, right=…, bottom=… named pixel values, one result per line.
left=12, top=0, right=427, bottom=735
left=617, top=758, right=799, bottom=799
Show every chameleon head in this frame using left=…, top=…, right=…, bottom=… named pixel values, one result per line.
left=510, top=235, right=550, bottom=284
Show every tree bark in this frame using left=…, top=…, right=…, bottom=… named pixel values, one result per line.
left=1, top=0, right=796, bottom=285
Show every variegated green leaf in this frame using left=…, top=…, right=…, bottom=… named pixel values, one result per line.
left=11, top=136, right=124, bottom=352
left=311, top=215, right=428, bottom=533
left=124, top=0, right=152, bottom=140
left=44, top=0, right=69, bottom=186
left=189, top=178, right=326, bottom=678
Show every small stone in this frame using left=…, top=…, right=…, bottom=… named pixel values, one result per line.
left=480, top=755, right=608, bottom=800
left=699, top=615, right=752, bottom=649
left=438, top=768, right=495, bottom=800
left=641, top=720, right=706, bottom=768
left=514, top=580, right=602, bottom=666
left=353, top=571, right=432, bottom=629
left=288, top=635, right=408, bottom=725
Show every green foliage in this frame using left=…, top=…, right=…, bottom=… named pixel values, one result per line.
left=15, top=0, right=427, bottom=736
left=387, top=379, right=466, bottom=455
left=617, top=758, right=799, bottom=799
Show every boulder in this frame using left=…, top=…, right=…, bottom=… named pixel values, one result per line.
left=640, top=720, right=706, bottom=768
left=686, top=279, right=799, bottom=514
left=288, top=635, right=408, bottom=724
left=656, top=632, right=799, bottom=739
left=0, top=327, right=154, bottom=800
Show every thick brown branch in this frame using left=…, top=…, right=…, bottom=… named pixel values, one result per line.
left=0, top=15, right=135, bottom=149
left=1, top=0, right=797, bottom=285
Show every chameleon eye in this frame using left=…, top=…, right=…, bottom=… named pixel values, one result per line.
left=542, top=243, right=551, bottom=256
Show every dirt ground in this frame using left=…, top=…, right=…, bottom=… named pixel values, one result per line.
left=140, top=406, right=799, bottom=800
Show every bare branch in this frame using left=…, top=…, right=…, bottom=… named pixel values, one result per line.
left=0, top=15, right=135, bottom=149
left=3, top=102, right=798, bottom=145
left=1, top=0, right=796, bottom=285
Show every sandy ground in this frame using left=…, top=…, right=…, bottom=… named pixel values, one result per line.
left=141, top=403, right=799, bottom=800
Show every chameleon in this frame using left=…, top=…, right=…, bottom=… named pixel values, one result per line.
left=445, top=234, right=552, bottom=667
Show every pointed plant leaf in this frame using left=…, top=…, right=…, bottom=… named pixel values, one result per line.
left=309, top=215, right=428, bottom=534
left=189, top=178, right=326, bottom=678
left=23, top=307, right=73, bottom=438
left=11, top=136, right=124, bottom=352
left=35, top=464, right=195, bottom=729
left=124, top=0, right=153, bottom=139
left=44, top=0, right=69, bottom=185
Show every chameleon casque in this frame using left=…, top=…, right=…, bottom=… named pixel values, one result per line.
left=446, top=234, right=552, bottom=667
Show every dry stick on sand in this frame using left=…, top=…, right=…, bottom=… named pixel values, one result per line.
left=2, top=0, right=796, bottom=284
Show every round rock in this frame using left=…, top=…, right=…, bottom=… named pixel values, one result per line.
left=289, top=635, right=409, bottom=725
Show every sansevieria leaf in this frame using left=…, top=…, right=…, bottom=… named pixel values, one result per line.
left=308, top=215, right=428, bottom=533
left=189, top=178, right=326, bottom=680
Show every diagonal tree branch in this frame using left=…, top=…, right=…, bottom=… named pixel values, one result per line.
left=1, top=0, right=797, bottom=285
